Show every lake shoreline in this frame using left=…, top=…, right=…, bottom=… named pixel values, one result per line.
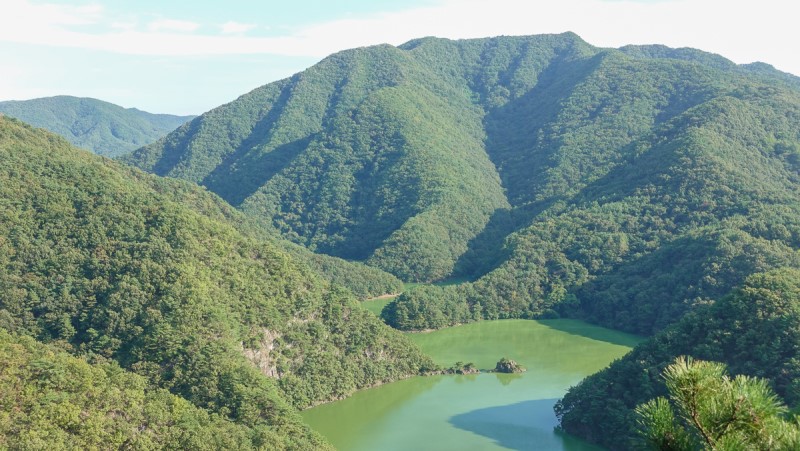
left=302, top=319, right=641, bottom=450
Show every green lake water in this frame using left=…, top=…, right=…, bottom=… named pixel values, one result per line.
left=360, top=296, right=396, bottom=315
left=302, top=319, right=640, bottom=450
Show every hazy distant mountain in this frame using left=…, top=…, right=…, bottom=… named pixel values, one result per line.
left=0, top=96, right=194, bottom=156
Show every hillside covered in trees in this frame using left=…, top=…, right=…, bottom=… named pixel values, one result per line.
left=556, top=268, right=800, bottom=449
left=0, top=116, right=435, bottom=448
left=2, top=30, right=799, bottom=450
left=0, top=329, right=278, bottom=450
left=125, top=33, right=800, bottom=338
left=0, top=96, right=194, bottom=157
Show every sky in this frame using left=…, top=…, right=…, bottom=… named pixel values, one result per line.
left=1, top=0, right=797, bottom=115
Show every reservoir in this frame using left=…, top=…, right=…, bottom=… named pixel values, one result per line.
left=302, top=319, right=640, bottom=450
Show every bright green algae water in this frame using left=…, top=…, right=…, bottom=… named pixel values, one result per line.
left=360, top=296, right=396, bottom=315
left=302, top=319, right=640, bottom=450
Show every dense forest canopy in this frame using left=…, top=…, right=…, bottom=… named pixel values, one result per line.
left=556, top=268, right=800, bottom=449
left=126, top=34, right=800, bottom=340
left=0, top=116, right=434, bottom=448
left=0, top=97, right=403, bottom=298
left=4, top=31, right=800, bottom=449
left=0, top=96, right=194, bottom=157
left=0, top=329, right=279, bottom=450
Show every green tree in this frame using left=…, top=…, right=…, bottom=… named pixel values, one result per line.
left=0, top=116, right=437, bottom=449
left=636, top=356, right=800, bottom=450
left=556, top=268, right=800, bottom=449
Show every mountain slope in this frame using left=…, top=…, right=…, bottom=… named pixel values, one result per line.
left=126, top=33, right=800, bottom=333
left=382, top=39, right=800, bottom=333
left=0, top=96, right=194, bottom=157
left=555, top=268, right=800, bottom=449
left=127, top=37, right=598, bottom=281
left=0, top=116, right=434, bottom=448
left=0, top=329, right=274, bottom=450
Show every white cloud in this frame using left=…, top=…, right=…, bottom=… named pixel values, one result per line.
left=1, top=0, right=101, bottom=26
left=147, top=18, right=199, bottom=33
left=110, top=21, right=137, bottom=31
left=220, top=21, right=256, bottom=35
left=0, top=0, right=798, bottom=77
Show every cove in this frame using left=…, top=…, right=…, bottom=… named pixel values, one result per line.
left=302, top=319, right=641, bottom=450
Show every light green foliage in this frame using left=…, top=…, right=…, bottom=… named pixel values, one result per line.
left=129, top=36, right=595, bottom=282
left=635, top=357, right=800, bottom=450
left=556, top=268, right=800, bottom=449
left=0, top=116, right=434, bottom=448
left=0, top=96, right=193, bottom=157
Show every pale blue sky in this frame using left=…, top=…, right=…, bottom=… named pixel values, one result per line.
left=2, top=0, right=796, bottom=115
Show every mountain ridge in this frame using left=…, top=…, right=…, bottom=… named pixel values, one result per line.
left=126, top=33, right=800, bottom=338
left=4, top=31, right=800, bottom=449
left=0, top=95, right=194, bottom=157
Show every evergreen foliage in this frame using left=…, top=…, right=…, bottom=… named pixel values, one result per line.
left=126, top=34, right=800, bottom=334
left=384, top=41, right=800, bottom=332
left=556, top=268, right=800, bottom=449
left=0, top=96, right=193, bottom=157
left=0, top=329, right=286, bottom=450
left=4, top=32, right=800, bottom=449
left=635, top=356, right=800, bottom=450
left=0, top=116, right=434, bottom=448
left=280, top=241, right=403, bottom=299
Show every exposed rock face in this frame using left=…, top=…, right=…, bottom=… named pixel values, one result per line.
left=495, top=358, right=526, bottom=374
left=241, top=328, right=281, bottom=378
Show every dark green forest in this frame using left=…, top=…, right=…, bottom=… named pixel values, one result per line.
left=126, top=34, right=800, bottom=338
left=381, top=40, right=800, bottom=335
left=556, top=268, right=800, bottom=449
left=4, top=32, right=800, bottom=449
left=120, top=34, right=800, bottom=448
left=0, top=329, right=278, bottom=450
left=0, top=116, right=434, bottom=448
left=0, top=96, right=194, bottom=157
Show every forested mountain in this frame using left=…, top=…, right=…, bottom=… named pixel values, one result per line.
left=5, top=31, right=800, bottom=450
left=125, top=40, right=513, bottom=283
left=126, top=33, right=800, bottom=338
left=0, top=330, right=270, bottom=449
left=0, top=96, right=194, bottom=157
left=556, top=268, right=800, bottom=449
left=0, top=116, right=434, bottom=448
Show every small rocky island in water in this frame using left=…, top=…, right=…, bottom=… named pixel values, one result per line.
left=494, top=357, right=526, bottom=374
left=445, top=357, right=527, bottom=374
left=447, top=361, right=480, bottom=375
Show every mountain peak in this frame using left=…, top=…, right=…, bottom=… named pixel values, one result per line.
left=125, top=33, right=800, bottom=319
left=0, top=96, right=194, bottom=156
